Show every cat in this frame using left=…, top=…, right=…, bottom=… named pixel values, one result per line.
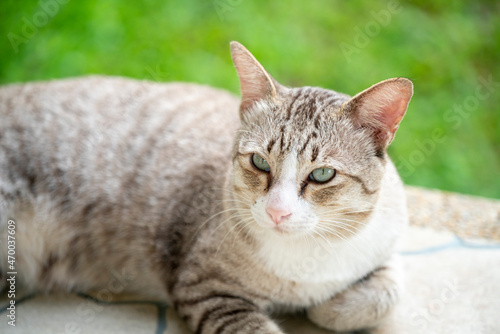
left=0, top=41, right=413, bottom=333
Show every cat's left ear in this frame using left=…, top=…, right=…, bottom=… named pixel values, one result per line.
left=230, top=41, right=279, bottom=115
left=341, top=78, right=413, bottom=148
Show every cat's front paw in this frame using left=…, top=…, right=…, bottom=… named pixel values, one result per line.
left=307, top=257, right=402, bottom=332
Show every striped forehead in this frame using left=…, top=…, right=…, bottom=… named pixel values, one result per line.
left=266, top=87, right=347, bottom=159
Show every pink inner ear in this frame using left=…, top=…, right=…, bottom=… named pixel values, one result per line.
left=374, top=92, right=410, bottom=133
left=238, top=74, right=269, bottom=108
left=346, top=78, right=413, bottom=147
left=234, top=59, right=274, bottom=111
left=357, top=80, right=413, bottom=139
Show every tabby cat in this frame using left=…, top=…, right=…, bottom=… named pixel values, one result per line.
left=0, top=42, right=413, bottom=333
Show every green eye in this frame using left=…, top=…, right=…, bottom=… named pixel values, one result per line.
left=252, top=153, right=270, bottom=172
left=309, top=167, right=336, bottom=183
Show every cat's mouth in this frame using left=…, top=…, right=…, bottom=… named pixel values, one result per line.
left=249, top=203, right=315, bottom=237
left=250, top=211, right=315, bottom=237
left=272, top=225, right=292, bottom=234
left=269, top=221, right=312, bottom=237
left=252, top=217, right=296, bottom=235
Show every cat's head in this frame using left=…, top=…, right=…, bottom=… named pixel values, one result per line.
left=229, top=42, right=413, bottom=240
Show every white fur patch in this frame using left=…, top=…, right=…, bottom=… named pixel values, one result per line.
left=0, top=197, right=74, bottom=291
left=250, top=161, right=407, bottom=303
left=250, top=153, right=318, bottom=233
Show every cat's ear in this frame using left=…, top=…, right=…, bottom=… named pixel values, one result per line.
left=341, top=78, right=413, bottom=148
left=230, top=41, right=278, bottom=113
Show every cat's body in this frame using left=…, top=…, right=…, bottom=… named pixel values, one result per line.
left=0, top=43, right=413, bottom=333
left=0, top=76, right=241, bottom=299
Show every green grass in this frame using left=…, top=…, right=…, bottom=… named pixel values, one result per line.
left=1, top=0, right=499, bottom=198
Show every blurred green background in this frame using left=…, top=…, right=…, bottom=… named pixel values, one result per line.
left=1, top=0, right=499, bottom=198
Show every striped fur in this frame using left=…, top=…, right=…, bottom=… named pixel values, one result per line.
left=0, top=42, right=413, bottom=333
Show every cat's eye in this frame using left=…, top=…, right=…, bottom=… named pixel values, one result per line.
left=309, top=167, right=336, bottom=183
left=252, top=153, right=270, bottom=172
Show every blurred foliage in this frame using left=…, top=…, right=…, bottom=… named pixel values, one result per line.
left=0, top=0, right=499, bottom=198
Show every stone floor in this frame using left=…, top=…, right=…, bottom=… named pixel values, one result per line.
left=1, top=186, right=500, bottom=334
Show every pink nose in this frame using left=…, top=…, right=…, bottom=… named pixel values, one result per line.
left=266, top=207, right=292, bottom=225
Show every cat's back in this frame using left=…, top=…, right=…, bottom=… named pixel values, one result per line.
left=0, top=75, right=240, bottom=197
left=0, top=76, right=241, bottom=293
left=0, top=75, right=241, bottom=222
left=0, top=75, right=240, bottom=155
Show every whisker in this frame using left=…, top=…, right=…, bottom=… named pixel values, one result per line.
left=216, top=216, right=255, bottom=255
left=314, top=225, right=368, bottom=264
left=310, top=229, right=340, bottom=265
left=320, top=218, right=369, bottom=230
left=206, top=211, right=253, bottom=240
left=316, top=222, right=377, bottom=257
left=317, top=221, right=364, bottom=237
left=216, top=198, right=252, bottom=207
left=192, top=207, right=245, bottom=239
left=233, top=219, right=256, bottom=247
left=320, top=217, right=369, bottom=230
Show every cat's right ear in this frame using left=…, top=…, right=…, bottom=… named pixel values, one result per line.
left=341, top=78, right=413, bottom=149
left=230, top=41, right=278, bottom=114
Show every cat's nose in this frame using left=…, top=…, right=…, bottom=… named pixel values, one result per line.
left=266, top=207, right=292, bottom=225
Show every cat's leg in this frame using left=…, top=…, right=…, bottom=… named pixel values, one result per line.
left=307, top=254, right=403, bottom=332
left=173, top=293, right=285, bottom=334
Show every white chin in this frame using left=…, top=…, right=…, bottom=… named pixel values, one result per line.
left=271, top=224, right=310, bottom=238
